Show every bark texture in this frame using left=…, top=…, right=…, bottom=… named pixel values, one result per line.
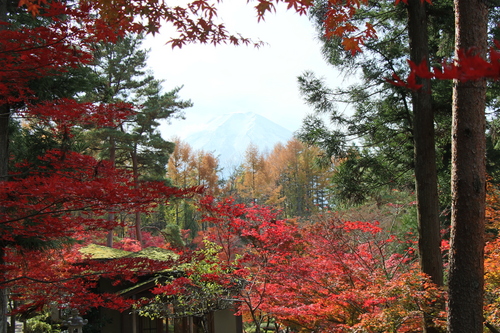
left=448, top=0, right=487, bottom=331
left=407, top=0, right=443, bottom=287
left=407, top=1, right=443, bottom=332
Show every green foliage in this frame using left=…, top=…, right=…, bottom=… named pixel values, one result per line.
left=30, top=66, right=98, bottom=103
left=398, top=204, right=418, bottom=234
left=162, top=224, right=185, bottom=249
left=328, top=148, right=414, bottom=206
left=25, top=312, right=61, bottom=333
left=9, top=120, right=60, bottom=167
left=297, top=0, right=458, bottom=213
left=137, top=240, right=240, bottom=319
left=82, top=33, right=192, bottom=181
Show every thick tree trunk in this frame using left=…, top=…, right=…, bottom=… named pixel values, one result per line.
left=407, top=2, right=444, bottom=332
left=447, top=0, right=487, bottom=331
left=407, top=0, right=443, bottom=286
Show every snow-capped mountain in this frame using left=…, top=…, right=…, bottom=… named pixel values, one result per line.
left=184, top=112, right=293, bottom=177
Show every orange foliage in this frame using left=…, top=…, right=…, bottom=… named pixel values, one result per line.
left=231, top=139, right=334, bottom=217
left=17, top=0, right=406, bottom=54
left=167, top=138, right=220, bottom=193
left=486, top=180, right=500, bottom=231
left=485, top=180, right=500, bottom=327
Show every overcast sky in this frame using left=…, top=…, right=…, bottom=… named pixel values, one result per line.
left=142, top=2, right=348, bottom=140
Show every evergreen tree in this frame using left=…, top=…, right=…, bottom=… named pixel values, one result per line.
left=298, top=3, right=500, bottom=330
left=83, top=34, right=192, bottom=246
left=297, top=0, right=445, bottom=204
left=447, top=0, right=488, bottom=329
left=297, top=5, right=452, bottom=330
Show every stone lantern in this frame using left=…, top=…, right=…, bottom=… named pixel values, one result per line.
left=62, top=309, right=88, bottom=333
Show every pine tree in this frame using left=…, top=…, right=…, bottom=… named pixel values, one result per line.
left=83, top=34, right=192, bottom=246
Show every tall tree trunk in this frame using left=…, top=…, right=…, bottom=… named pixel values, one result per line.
left=131, top=148, right=143, bottom=246
left=106, top=136, right=116, bottom=247
left=0, top=248, right=7, bottom=333
left=0, top=105, right=8, bottom=183
left=447, top=0, right=487, bottom=330
left=0, top=0, right=10, bottom=331
left=408, top=0, right=443, bottom=287
left=407, top=1, right=443, bottom=331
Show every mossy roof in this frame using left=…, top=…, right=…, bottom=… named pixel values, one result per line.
left=125, top=246, right=179, bottom=261
left=79, top=244, right=178, bottom=261
left=79, top=244, right=131, bottom=259
left=78, top=244, right=181, bottom=297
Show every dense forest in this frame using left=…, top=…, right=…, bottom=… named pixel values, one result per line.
left=1, top=0, right=500, bottom=332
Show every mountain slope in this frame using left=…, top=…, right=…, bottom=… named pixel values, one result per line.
left=184, top=112, right=293, bottom=176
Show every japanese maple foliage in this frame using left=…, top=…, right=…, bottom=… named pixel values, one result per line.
left=14, top=0, right=397, bottom=54
left=23, top=99, right=136, bottom=136
left=193, top=198, right=446, bottom=332
left=391, top=46, right=500, bottom=90
left=0, top=2, right=124, bottom=106
left=18, top=0, right=257, bottom=49
left=2, top=149, right=201, bottom=243
left=0, top=145, right=204, bottom=313
left=4, top=243, right=180, bottom=315
left=483, top=181, right=500, bottom=328
left=256, top=216, right=445, bottom=332
left=0, top=0, right=208, bottom=316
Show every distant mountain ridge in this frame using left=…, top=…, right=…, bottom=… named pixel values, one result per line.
left=183, top=112, right=293, bottom=177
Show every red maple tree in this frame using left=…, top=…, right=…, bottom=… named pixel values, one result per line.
left=191, top=198, right=446, bottom=332
left=0, top=0, right=205, bottom=322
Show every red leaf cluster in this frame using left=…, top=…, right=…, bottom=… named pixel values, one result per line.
left=0, top=0, right=213, bottom=315
left=2, top=149, right=203, bottom=246
left=0, top=1, right=128, bottom=106
left=4, top=243, right=178, bottom=314
left=194, top=200, right=446, bottom=332
left=23, top=99, right=136, bottom=133
left=389, top=47, right=500, bottom=90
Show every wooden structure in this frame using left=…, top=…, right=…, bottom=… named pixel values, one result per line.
left=79, top=245, right=243, bottom=333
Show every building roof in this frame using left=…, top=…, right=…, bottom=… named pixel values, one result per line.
left=79, top=244, right=178, bottom=261
left=79, top=244, right=131, bottom=259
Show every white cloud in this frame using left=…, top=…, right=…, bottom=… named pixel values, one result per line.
left=143, top=2, right=344, bottom=138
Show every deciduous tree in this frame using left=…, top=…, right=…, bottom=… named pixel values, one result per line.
left=195, top=197, right=446, bottom=332
left=3, top=0, right=498, bottom=332
left=0, top=1, right=207, bottom=329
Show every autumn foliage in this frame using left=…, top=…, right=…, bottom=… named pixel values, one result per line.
left=4, top=245, right=176, bottom=314
left=0, top=0, right=206, bottom=317
left=390, top=46, right=500, bottom=90
left=177, top=197, right=445, bottom=332
left=0, top=145, right=204, bottom=312
left=2, top=0, right=500, bottom=330
left=484, top=181, right=500, bottom=328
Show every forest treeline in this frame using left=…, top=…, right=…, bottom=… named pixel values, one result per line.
left=166, top=137, right=335, bottom=227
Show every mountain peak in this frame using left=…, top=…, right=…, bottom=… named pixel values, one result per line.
left=183, top=112, right=293, bottom=176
